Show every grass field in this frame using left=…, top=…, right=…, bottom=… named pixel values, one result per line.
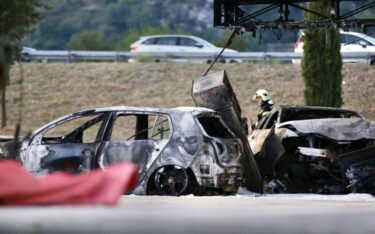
left=2, top=62, right=374, bottom=135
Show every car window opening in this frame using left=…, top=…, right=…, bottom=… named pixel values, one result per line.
left=197, top=116, right=233, bottom=138
left=178, top=37, right=199, bottom=47
left=42, top=114, right=105, bottom=144
left=142, top=38, right=157, bottom=45
left=263, top=111, right=279, bottom=129
left=111, top=114, right=170, bottom=141
left=155, top=37, right=176, bottom=46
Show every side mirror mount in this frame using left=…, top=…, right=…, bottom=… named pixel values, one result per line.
left=359, top=40, right=367, bottom=48
left=194, top=43, right=203, bottom=48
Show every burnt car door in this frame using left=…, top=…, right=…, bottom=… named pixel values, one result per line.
left=249, top=110, right=285, bottom=175
left=249, top=110, right=278, bottom=155
left=23, top=113, right=109, bottom=173
left=98, top=112, right=171, bottom=177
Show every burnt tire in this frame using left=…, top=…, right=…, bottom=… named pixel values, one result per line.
left=153, top=165, right=189, bottom=196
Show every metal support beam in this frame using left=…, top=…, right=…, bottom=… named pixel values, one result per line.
left=239, top=4, right=279, bottom=24
left=214, top=0, right=375, bottom=31
left=331, top=0, right=341, bottom=19
left=340, top=1, right=375, bottom=19
left=289, top=2, right=330, bottom=19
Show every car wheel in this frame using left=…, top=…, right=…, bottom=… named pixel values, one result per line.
left=370, top=59, right=375, bottom=66
left=153, top=165, right=189, bottom=196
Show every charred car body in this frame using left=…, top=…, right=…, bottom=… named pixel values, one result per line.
left=13, top=106, right=244, bottom=195
left=249, top=105, right=375, bottom=194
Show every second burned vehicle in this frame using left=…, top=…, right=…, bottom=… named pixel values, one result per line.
left=13, top=106, right=244, bottom=195
left=249, top=105, right=375, bottom=194
left=191, top=70, right=375, bottom=195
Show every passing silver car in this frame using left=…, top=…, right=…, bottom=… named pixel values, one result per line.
left=293, top=31, right=375, bottom=64
left=130, top=34, right=241, bottom=63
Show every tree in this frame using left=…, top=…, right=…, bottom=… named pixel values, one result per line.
left=67, top=31, right=112, bottom=51
left=116, top=24, right=175, bottom=51
left=214, top=30, right=251, bottom=51
left=0, top=0, right=48, bottom=127
left=302, top=0, right=343, bottom=107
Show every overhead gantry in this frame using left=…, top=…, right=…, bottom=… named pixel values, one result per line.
left=214, top=0, right=375, bottom=33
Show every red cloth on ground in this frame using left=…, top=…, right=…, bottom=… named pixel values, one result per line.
left=0, top=160, right=138, bottom=205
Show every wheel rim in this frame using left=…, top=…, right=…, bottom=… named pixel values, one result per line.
left=154, top=165, right=189, bottom=196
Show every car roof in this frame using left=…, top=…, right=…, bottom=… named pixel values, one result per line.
left=299, top=30, right=375, bottom=41
left=75, top=106, right=216, bottom=115
left=341, top=31, right=370, bottom=37
left=139, top=34, right=199, bottom=39
left=275, top=105, right=362, bottom=116
left=277, top=104, right=356, bottom=111
left=30, top=106, right=217, bottom=139
left=340, top=31, right=375, bottom=43
left=134, top=34, right=218, bottom=48
left=22, top=47, right=37, bottom=51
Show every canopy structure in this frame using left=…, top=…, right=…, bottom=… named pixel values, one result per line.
left=214, top=0, right=375, bottom=33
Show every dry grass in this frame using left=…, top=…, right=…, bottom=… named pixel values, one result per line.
left=2, top=62, right=374, bottom=135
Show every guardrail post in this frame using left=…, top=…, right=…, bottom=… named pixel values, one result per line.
left=262, top=53, right=267, bottom=64
left=66, top=51, right=70, bottom=63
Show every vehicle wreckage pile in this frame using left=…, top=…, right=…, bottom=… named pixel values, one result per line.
left=0, top=70, right=374, bottom=196
left=192, top=70, right=375, bottom=195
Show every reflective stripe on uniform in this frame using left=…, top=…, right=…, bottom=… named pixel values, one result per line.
left=261, top=111, right=270, bottom=116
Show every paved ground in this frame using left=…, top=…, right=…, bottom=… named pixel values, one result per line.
left=1, top=193, right=375, bottom=234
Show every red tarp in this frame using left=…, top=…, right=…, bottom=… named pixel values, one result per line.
left=0, top=160, right=138, bottom=205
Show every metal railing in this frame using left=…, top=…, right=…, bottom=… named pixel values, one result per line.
left=22, top=50, right=375, bottom=63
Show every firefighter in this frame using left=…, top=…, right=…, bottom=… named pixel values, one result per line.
left=253, top=89, right=274, bottom=122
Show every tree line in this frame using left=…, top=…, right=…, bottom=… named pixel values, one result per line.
left=23, top=0, right=375, bottom=52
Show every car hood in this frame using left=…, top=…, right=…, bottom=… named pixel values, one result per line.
left=277, top=118, right=375, bottom=141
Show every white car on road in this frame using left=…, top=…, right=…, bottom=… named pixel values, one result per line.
left=294, top=31, right=375, bottom=64
left=130, top=35, right=241, bottom=63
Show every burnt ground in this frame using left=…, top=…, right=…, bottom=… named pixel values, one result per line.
left=3, top=62, right=374, bottom=135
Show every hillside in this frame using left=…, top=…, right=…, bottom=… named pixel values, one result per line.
left=3, top=62, right=374, bottom=135
left=25, top=0, right=214, bottom=50
left=25, top=1, right=375, bottom=51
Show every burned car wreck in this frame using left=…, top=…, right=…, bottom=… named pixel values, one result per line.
left=2, top=68, right=374, bottom=196
left=12, top=106, right=244, bottom=196
left=249, top=105, right=375, bottom=194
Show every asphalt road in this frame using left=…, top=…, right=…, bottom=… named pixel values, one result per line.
left=1, top=193, right=375, bottom=234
